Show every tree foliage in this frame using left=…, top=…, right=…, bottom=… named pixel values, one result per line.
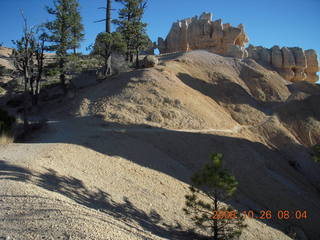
left=113, top=0, right=149, bottom=65
left=70, top=1, right=84, bottom=54
left=45, top=0, right=84, bottom=91
left=183, top=153, right=246, bottom=240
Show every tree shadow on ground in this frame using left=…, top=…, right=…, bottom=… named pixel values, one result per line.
left=23, top=116, right=320, bottom=239
left=0, top=161, right=208, bottom=239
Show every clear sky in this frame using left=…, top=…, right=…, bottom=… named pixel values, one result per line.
left=0, top=0, right=319, bottom=57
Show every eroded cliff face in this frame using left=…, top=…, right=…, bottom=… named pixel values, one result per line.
left=158, top=12, right=319, bottom=83
left=247, top=45, right=319, bottom=83
left=158, top=12, right=249, bottom=58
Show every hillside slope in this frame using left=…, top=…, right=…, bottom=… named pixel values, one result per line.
left=1, top=50, right=320, bottom=240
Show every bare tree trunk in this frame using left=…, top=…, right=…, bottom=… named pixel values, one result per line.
left=35, top=80, right=39, bottom=106
left=106, top=54, right=112, bottom=75
left=130, top=53, right=133, bottom=63
left=59, top=57, right=67, bottom=94
left=106, top=0, right=111, bottom=33
left=23, top=76, right=28, bottom=132
left=35, top=38, right=45, bottom=106
left=135, top=50, right=139, bottom=67
left=103, top=44, right=112, bottom=77
left=29, top=77, right=36, bottom=106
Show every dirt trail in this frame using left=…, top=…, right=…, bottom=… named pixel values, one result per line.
left=45, top=114, right=274, bottom=135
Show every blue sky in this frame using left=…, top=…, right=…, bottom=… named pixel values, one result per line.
left=0, top=0, right=319, bottom=57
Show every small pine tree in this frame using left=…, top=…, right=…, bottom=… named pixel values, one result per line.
left=183, top=153, right=246, bottom=240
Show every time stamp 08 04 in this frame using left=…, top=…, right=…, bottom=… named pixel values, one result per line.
left=212, top=210, right=308, bottom=220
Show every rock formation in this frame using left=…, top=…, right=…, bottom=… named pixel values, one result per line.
left=247, top=45, right=319, bottom=82
left=158, top=12, right=319, bottom=83
left=158, top=12, right=249, bottom=58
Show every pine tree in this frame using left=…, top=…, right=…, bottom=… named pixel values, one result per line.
left=45, top=0, right=84, bottom=92
left=183, top=153, right=246, bottom=240
left=70, top=1, right=84, bottom=54
left=113, top=0, right=149, bottom=64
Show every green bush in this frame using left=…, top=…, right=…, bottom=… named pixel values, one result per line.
left=0, top=108, right=15, bottom=135
left=44, top=62, right=60, bottom=77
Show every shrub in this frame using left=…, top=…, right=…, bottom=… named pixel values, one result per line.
left=44, top=62, right=60, bottom=77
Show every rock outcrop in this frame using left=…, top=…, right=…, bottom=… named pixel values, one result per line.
left=158, top=12, right=249, bottom=58
left=142, top=55, right=158, bottom=68
left=247, top=45, right=319, bottom=82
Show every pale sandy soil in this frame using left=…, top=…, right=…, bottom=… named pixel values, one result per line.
left=1, top=50, right=320, bottom=240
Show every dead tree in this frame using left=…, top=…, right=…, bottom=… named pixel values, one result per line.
left=12, top=12, right=34, bottom=132
left=12, top=13, right=47, bottom=132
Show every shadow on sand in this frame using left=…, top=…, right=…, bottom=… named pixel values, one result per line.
left=0, top=160, right=207, bottom=240
left=11, top=115, right=319, bottom=239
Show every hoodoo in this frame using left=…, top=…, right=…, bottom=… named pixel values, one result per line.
left=159, top=12, right=319, bottom=83
left=157, top=12, right=249, bottom=59
left=247, top=45, right=319, bottom=82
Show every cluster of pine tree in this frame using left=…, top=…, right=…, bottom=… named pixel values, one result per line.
left=94, top=0, right=152, bottom=76
left=11, top=0, right=151, bottom=131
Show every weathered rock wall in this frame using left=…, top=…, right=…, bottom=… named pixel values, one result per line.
left=158, top=12, right=319, bottom=83
left=247, top=45, right=319, bottom=83
left=158, top=12, right=249, bottom=58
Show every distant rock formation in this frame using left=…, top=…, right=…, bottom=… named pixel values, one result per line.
left=247, top=45, right=319, bottom=83
left=158, top=12, right=249, bottom=58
